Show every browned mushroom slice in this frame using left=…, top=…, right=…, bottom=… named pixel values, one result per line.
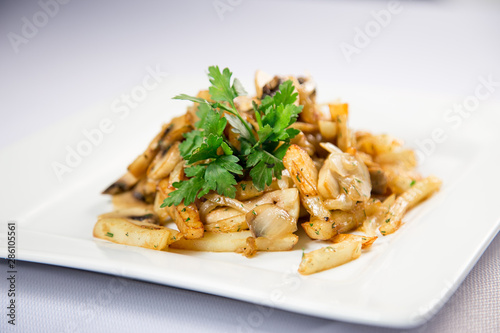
left=157, top=124, right=192, bottom=151
left=147, top=142, right=182, bottom=181
left=112, top=191, right=153, bottom=211
left=245, top=204, right=297, bottom=239
left=127, top=123, right=173, bottom=178
left=369, top=166, right=388, bottom=195
left=130, top=178, right=153, bottom=203
left=295, top=75, right=319, bottom=124
left=127, top=115, right=191, bottom=179
left=255, top=70, right=274, bottom=99
left=142, top=178, right=160, bottom=204
left=261, top=75, right=283, bottom=99
left=102, top=171, right=139, bottom=195
left=99, top=208, right=159, bottom=225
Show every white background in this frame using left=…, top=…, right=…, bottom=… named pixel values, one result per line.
left=1, top=0, right=499, bottom=332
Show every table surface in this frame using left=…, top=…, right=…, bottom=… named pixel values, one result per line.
left=1, top=1, right=499, bottom=332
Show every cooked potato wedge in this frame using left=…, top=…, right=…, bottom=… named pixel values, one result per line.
left=380, top=175, right=442, bottom=235
left=94, top=215, right=180, bottom=250
left=332, top=234, right=377, bottom=249
left=318, top=120, right=337, bottom=141
left=204, top=213, right=248, bottom=233
left=170, top=231, right=298, bottom=252
left=298, top=238, right=362, bottom=275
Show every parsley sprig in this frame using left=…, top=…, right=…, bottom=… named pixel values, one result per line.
left=161, top=66, right=302, bottom=207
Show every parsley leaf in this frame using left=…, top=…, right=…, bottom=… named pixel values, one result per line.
left=179, top=130, right=204, bottom=158
left=247, top=150, right=285, bottom=190
left=162, top=176, right=206, bottom=207
left=195, top=103, right=227, bottom=136
left=163, top=66, right=303, bottom=205
left=187, top=134, right=223, bottom=163
left=208, top=66, right=240, bottom=104
left=205, top=155, right=242, bottom=197
left=247, top=80, right=302, bottom=190
left=173, top=94, right=207, bottom=104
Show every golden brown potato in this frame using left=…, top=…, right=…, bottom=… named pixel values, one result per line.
left=298, top=238, right=362, bottom=275
left=171, top=202, right=205, bottom=239
left=94, top=214, right=180, bottom=251
left=332, top=234, right=377, bottom=249
left=204, top=212, right=248, bottom=233
left=160, top=163, right=205, bottom=239
left=283, top=144, right=336, bottom=240
left=290, top=122, right=319, bottom=134
left=170, top=231, right=298, bottom=252
left=235, top=180, right=280, bottom=201
left=380, top=176, right=442, bottom=235
left=318, top=120, right=337, bottom=141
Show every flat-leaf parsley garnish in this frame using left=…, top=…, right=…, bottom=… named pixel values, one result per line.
left=161, top=66, right=302, bottom=207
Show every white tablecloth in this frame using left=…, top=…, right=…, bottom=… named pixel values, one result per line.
left=1, top=1, right=499, bottom=332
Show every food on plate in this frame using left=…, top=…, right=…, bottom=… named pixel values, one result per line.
left=94, top=66, right=441, bottom=274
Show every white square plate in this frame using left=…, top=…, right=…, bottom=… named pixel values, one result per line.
left=1, top=76, right=499, bottom=328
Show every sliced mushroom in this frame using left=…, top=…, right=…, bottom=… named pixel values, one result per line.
left=127, top=115, right=191, bottom=179
left=290, top=131, right=316, bottom=156
left=318, top=142, right=371, bottom=208
left=127, top=123, right=172, bottom=178
left=261, top=76, right=283, bottom=99
left=255, top=70, right=274, bottom=99
left=102, top=171, right=139, bottom=195
left=369, top=167, right=388, bottom=195
left=295, top=75, right=319, bottom=124
left=147, top=141, right=182, bottom=181
left=245, top=188, right=300, bottom=221
left=111, top=191, right=153, bottom=211
left=245, top=204, right=297, bottom=239
left=254, top=70, right=302, bottom=106
left=99, top=207, right=159, bottom=225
